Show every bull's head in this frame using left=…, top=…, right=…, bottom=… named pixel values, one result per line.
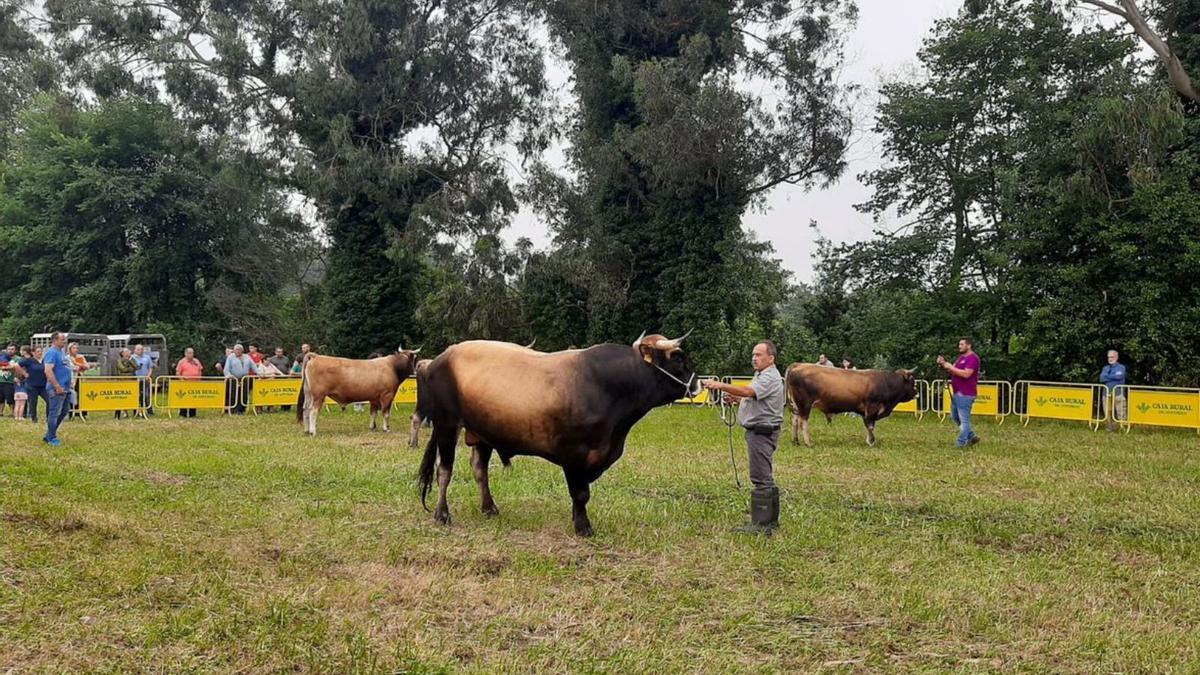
left=896, top=368, right=917, bottom=402
left=635, top=331, right=701, bottom=398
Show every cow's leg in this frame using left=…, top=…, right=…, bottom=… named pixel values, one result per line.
left=380, top=393, right=394, bottom=432
left=863, top=404, right=882, bottom=446
left=409, top=412, right=423, bottom=448
left=563, top=469, right=593, bottom=537
left=306, top=390, right=320, bottom=436
left=369, top=402, right=378, bottom=431
left=793, top=401, right=812, bottom=446
left=433, top=426, right=458, bottom=526
left=471, top=444, right=499, bottom=516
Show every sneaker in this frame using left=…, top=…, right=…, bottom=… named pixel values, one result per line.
left=47, top=438, right=62, bottom=447
left=968, top=436, right=981, bottom=446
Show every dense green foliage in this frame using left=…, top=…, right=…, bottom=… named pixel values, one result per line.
left=0, top=97, right=311, bottom=360
left=0, top=1, right=1197, bottom=381
left=805, top=1, right=1200, bottom=385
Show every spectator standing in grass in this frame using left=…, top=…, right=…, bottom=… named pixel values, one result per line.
left=20, top=346, right=46, bottom=423
left=42, top=332, right=72, bottom=446
left=938, top=337, right=981, bottom=448
left=131, top=344, right=155, bottom=415
left=66, top=343, right=95, bottom=418
left=1101, top=349, right=1127, bottom=433
left=175, top=348, right=204, bottom=418
left=0, top=343, right=17, bottom=417
left=11, top=346, right=31, bottom=421
left=224, top=344, right=254, bottom=414
left=113, top=348, right=137, bottom=418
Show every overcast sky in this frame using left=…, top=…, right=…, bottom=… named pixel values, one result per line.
left=504, top=0, right=965, bottom=284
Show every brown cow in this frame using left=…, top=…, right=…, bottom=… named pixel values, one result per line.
left=408, top=358, right=432, bottom=448
left=296, top=349, right=419, bottom=435
left=786, top=364, right=916, bottom=447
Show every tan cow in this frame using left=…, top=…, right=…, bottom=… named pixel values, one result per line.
left=786, top=364, right=916, bottom=447
left=297, top=349, right=420, bottom=435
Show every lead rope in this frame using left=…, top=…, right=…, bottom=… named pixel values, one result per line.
left=715, top=389, right=742, bottom=489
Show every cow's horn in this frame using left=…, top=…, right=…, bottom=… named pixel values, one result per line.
left=410, top=347, right=421, bottom=355
left=632, top=330, right=646, bottom=348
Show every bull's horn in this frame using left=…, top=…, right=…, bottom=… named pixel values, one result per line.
left=632, top=330, right=646, bottom=348
left=655, top=329, right=693, bottom=351
left=524, top=339, right=536, bottom=349
left=410, top=347, right=421, bottom=355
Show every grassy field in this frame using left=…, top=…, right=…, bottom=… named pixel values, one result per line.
left=2, top=405, right=1199, bottom=673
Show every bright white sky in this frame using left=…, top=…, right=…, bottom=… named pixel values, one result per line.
left=505, top=0, right=965, bottom=284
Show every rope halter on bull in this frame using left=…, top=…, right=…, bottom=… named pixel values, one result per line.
left=632, top=330, right=697, bottom=395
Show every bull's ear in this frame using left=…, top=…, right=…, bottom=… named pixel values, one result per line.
left=639, top=343, right=655, bottom=364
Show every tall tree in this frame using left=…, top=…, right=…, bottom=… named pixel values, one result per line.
left=40, top=0, right=550, bottom=355
left=534, top=0, right=856, bottom=364
left=0, top=96, right=310, bottom=352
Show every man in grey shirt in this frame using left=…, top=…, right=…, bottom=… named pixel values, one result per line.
left=701, top=340, right=786, bottom=534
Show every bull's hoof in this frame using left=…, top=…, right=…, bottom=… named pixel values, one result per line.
left=434, top=510, right=451, bottom=526
left=573, top=523, right=594, bottom=537
left=482, top=504, right=500, bottom=517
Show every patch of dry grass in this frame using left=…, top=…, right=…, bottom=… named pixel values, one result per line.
left=2, top=406, right=1199, bottom=672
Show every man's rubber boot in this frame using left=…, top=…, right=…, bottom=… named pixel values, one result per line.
left=735, top=487, right=779, bottom=535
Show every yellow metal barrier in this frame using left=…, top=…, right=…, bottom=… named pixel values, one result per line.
left=1013, top=381, right=1107, bottom=430
left=1113, top=385, right=1200, bottom=433
left=674, top=375, right=717, bottom=405
left=723, top=376, right=754, bottom=390
left=245, top=376, right=303, bottom=413
left=932, top=380, right=1010, bottom=423
left=394, top=376, right=418, bottom=405
left=74, top=376, right=149, bottom=418
left=893, top=379, right=931, bottom=420
left=154, top=376, right=233, bottom=417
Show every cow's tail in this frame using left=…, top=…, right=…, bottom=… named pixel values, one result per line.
left=418, top=432, right=438, bottom=513
left=295, top=360, right=307, bottom=423
left=295, top=352, right=317, bottom=424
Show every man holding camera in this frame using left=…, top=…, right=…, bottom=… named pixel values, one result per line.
left=701, top=340, right=786, bottom=535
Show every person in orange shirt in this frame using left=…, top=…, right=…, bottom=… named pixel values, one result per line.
left=175, top=347, right=204, bottom=418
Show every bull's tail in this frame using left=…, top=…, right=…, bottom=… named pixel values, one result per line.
left=418, top=431, right=439, bottom=513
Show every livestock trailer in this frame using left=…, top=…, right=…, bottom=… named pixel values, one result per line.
left=30, top=333, right=110, bottom=376
left=107, top=334, right=169, bottom=376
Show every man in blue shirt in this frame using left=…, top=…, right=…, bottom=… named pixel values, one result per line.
left=224, top=344, right=254, bottom=414
left=131, top=344, right=156, bottom=414
left=42, top=332, right=73, bottom=446
left=1101, top=349, right=1127, bottom=432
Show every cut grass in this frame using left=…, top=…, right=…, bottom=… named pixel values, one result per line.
left=2, top=406, right=1199, bottom=672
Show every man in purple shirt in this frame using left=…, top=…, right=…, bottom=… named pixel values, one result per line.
left=938, top=337, right=981, bottom=448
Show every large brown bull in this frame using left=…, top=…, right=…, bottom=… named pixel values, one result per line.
left=408, top=341, right=538, bottom=449
left=417, top=333, right=699, bottom=536
left=786, top=364, right=916, bottom=447
left=296, top=349, right=420, bottom=435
